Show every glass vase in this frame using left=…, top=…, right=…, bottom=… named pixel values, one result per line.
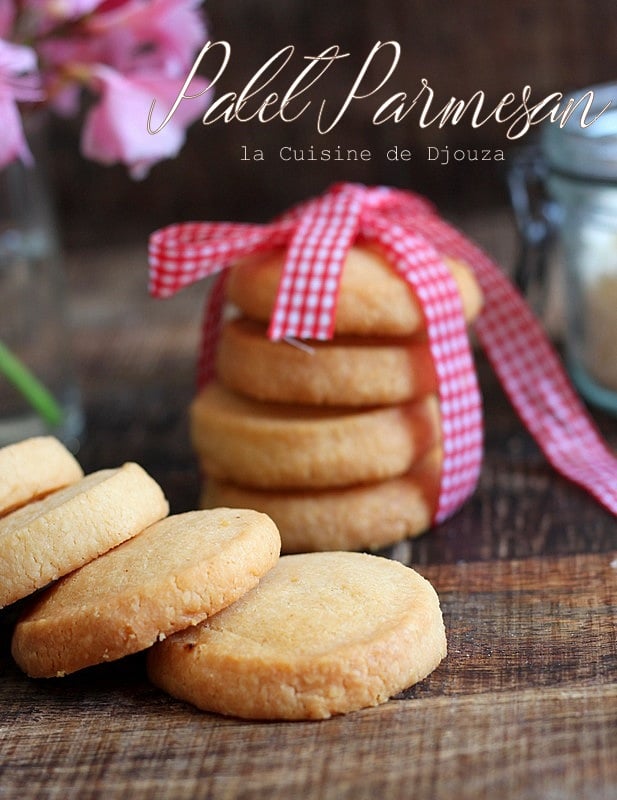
left=0, top=118, right=84, bottom=450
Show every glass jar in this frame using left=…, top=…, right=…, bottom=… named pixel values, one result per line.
left=510, top=81, right=617, bottom=415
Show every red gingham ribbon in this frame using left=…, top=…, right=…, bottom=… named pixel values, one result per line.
left=149, top=182, right=617, bottom=522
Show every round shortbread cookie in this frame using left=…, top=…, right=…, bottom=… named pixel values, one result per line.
left=147, top=551, right=447, bottom=720
left=11, top=508, right=281, bottom=677
left=191, top=382, right=441, bottom=489
left=226, top=246, right=483, bottom=336
left=216, top=318, right=438, bottom=406
left=0, top=437, right=83, bottom=518
left=202, top=448, right=442, bottom=553
left=0, top=463, right=168, bottom=609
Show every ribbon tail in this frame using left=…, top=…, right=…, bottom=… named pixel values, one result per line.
left=361, top=209, right=484, bottom=524
left=425, top=217, right=617, bottom=516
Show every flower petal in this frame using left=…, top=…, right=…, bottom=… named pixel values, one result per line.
left=0, top=39, right=39, bottom=77
left=83, top=0, right=207, bottom=76
left=81, top=65, right=210, bottom=177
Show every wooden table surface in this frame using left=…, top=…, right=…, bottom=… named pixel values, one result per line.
left=1, top=222, right=616, bottom=799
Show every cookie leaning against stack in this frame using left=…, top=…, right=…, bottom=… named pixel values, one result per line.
left=0, top=438, right=169, bottom=610
left=12, top=508, right=281, bottom=677
left=0, top=436, right=84, bottom=517
left=194, top=245, right=482, bottom=553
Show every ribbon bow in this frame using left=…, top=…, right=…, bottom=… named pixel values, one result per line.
left=149, top=182, right=617, bottom=524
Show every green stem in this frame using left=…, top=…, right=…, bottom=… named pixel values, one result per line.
left=0, top=339, right=63, bottom=427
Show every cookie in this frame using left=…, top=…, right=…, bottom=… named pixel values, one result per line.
left=216, top=318, right=438, bottom=406
left=147, top=551, right=447, bottom=720
left=0, top=463, right=168, bottom=609
left=202, top=447, right=442, bottom=553
left=11, top=508, right=281, bottom=677
left=226, top=246, right=483, bottom=336
left=0, top=436, right=83, bottom=518
left=191, top=382, right=441, bottom=489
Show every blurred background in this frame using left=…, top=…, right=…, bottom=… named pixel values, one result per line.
left=2, top=0, right=616, bottom=552
left=47, top=0, right=617, bottom=249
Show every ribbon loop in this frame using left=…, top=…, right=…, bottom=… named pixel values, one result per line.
left=415, top=212, right=617, bottom=514
left=148, top=220, right=295, bottom=298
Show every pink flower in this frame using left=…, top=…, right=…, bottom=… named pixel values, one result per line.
left=23, top=0, right=105, bottom=25
left=40, top=0, right=206, bottom=78
left=49, top=0, right=105, bottom=16
left=81, top=64, right=210, bottom=178
left=0, top=39, right=43, bottom=168
left=0, top=0, right=212, bottom=174
left=85, top=0, right=206, bottom=75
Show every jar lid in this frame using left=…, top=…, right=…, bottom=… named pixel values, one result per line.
left=542, top=82, right=617, bottom=181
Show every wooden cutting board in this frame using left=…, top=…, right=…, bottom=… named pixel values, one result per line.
left=1, top=549, right=615, bottom=800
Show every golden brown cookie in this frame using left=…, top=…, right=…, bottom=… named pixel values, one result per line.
left=0, top=463, right=168, bottom=609
left=11, top=508, right=281, bottom=677
left=202, top=447, right=442, bottom=553
left=191, top=382, right=441, bottom=489
left=226, top=246, right=482, bottom=336
left=0, top=436, right=83, bottom=518
left=216, top=318, right=438, bottom=406
left=147, top=551, right=447, bottom=720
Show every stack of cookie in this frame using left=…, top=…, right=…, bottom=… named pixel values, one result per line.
left=193, top=245, right=483, bottom=553
left=1, top=435, right=447, bottom=720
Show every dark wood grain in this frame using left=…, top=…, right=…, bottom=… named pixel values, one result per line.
left=1, top=552, right=615, bottom=800
left=410, top=552, right=617, bottom=698
left=1, top=221, right=616, bottom=799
